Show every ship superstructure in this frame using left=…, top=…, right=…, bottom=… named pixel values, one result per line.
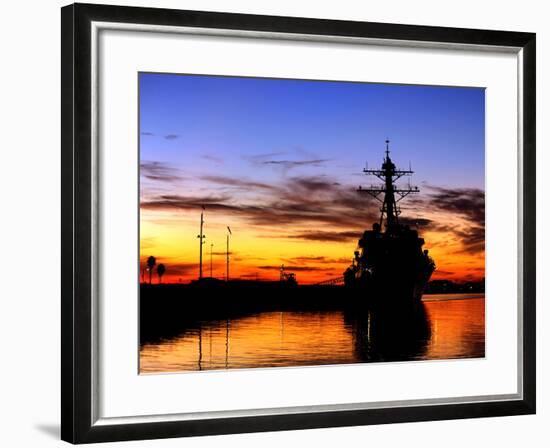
left=344, top=140, right=435, bottom=302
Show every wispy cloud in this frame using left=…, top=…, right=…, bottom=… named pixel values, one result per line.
left=141, top=174, right=377, bottom=230
left=242, top=151, right=286, bottom=165
left=423, top=186, right=485, bottom=254
left=450, top=225, right=485, bottom=254
left=139, top=237, right=157, bottom=250
left=283, top=255, right=351, bottom=264
left=200, top=154, right=224, bottom=164
left=140, top=175, right=485, bottom=257
left=243, top=151, right=330, bottom=173
left=428, top=186, right=485, bottom=224
left=142, top=194, right=237, bottom=212
left=140, top=171, right=485, bottom=282
left=201, top=175, right=277, bottom=191
left=139, top=256, right=198, bottom=278
left=287, top=231, right=361, bottom=242
left=399, top=217, right=433, bottom=228
left=262, top=159, right=330, bottom=170
left=140, top=161, right=183, bottom=183
left=154, top=261, right=195, bottom=277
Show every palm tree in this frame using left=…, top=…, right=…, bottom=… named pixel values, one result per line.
left=146, top=256, right=156, bottom=285
left=157, top=264, right=166, bottom=284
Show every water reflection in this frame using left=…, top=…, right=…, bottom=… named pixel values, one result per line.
left=140, top=295, right=485, bottom=373
left=344, top=303, right=431, bottom=363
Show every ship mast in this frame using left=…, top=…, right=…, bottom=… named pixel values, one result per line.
left=358, top=140, right=419, bottom=228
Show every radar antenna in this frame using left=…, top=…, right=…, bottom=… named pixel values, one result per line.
left=357, top=140, right=419, bottom=227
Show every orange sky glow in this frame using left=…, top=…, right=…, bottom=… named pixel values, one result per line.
left=140, top=184, right=485, bottom=285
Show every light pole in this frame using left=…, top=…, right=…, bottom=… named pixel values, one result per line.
left=226, top=226, right=232, bottom=282
left=197, top=208, right=206, bottom=280
left=210, top=243, right=213, bottom=278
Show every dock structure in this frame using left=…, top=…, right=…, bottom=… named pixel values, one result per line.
left=314, top=276, right=345, bottom=286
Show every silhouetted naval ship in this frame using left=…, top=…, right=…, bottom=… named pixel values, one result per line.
left=344, top=140, right=436, bottom=303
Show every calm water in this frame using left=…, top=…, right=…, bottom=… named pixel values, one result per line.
left=140, top=294, right=485, bottom=373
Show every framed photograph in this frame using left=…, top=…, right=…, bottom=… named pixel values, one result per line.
left=61, top=3, right=536, bottom=444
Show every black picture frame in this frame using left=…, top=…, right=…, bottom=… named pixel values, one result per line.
left=61, top=2, right=536, bottom=444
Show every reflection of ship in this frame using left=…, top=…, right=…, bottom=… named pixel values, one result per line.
left=344, top=140, right=435, bottom=302
left=345, top=303, right=431, bottom=362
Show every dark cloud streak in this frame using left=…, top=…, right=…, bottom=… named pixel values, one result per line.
left=262, top=159, right=330, bottom=170
left=140, top=174, right=485, bottom=256
left=141, top=175, right=378, bottom=232
left=412, top=186, right=485, bottom=254
left=428, top=186, right=485, bottom=225
left=287, top=231, right=361, bottom=242
left=202, top=175, right=277, bottom=191
left=140, top=161, right=182, bottom=183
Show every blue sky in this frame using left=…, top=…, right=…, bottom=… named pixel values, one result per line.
left=139, top=72, right=485, bottom=190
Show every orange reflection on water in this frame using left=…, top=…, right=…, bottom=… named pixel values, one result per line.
left=423, top=294, right=485, bottom=360
left=140, top=295, right=485, bottom=373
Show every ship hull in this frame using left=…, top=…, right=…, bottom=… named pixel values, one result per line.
left=344, top=249, right=435, bottom=306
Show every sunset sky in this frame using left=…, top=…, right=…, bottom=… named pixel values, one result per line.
left=139, top=73, right=485, bottom=284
